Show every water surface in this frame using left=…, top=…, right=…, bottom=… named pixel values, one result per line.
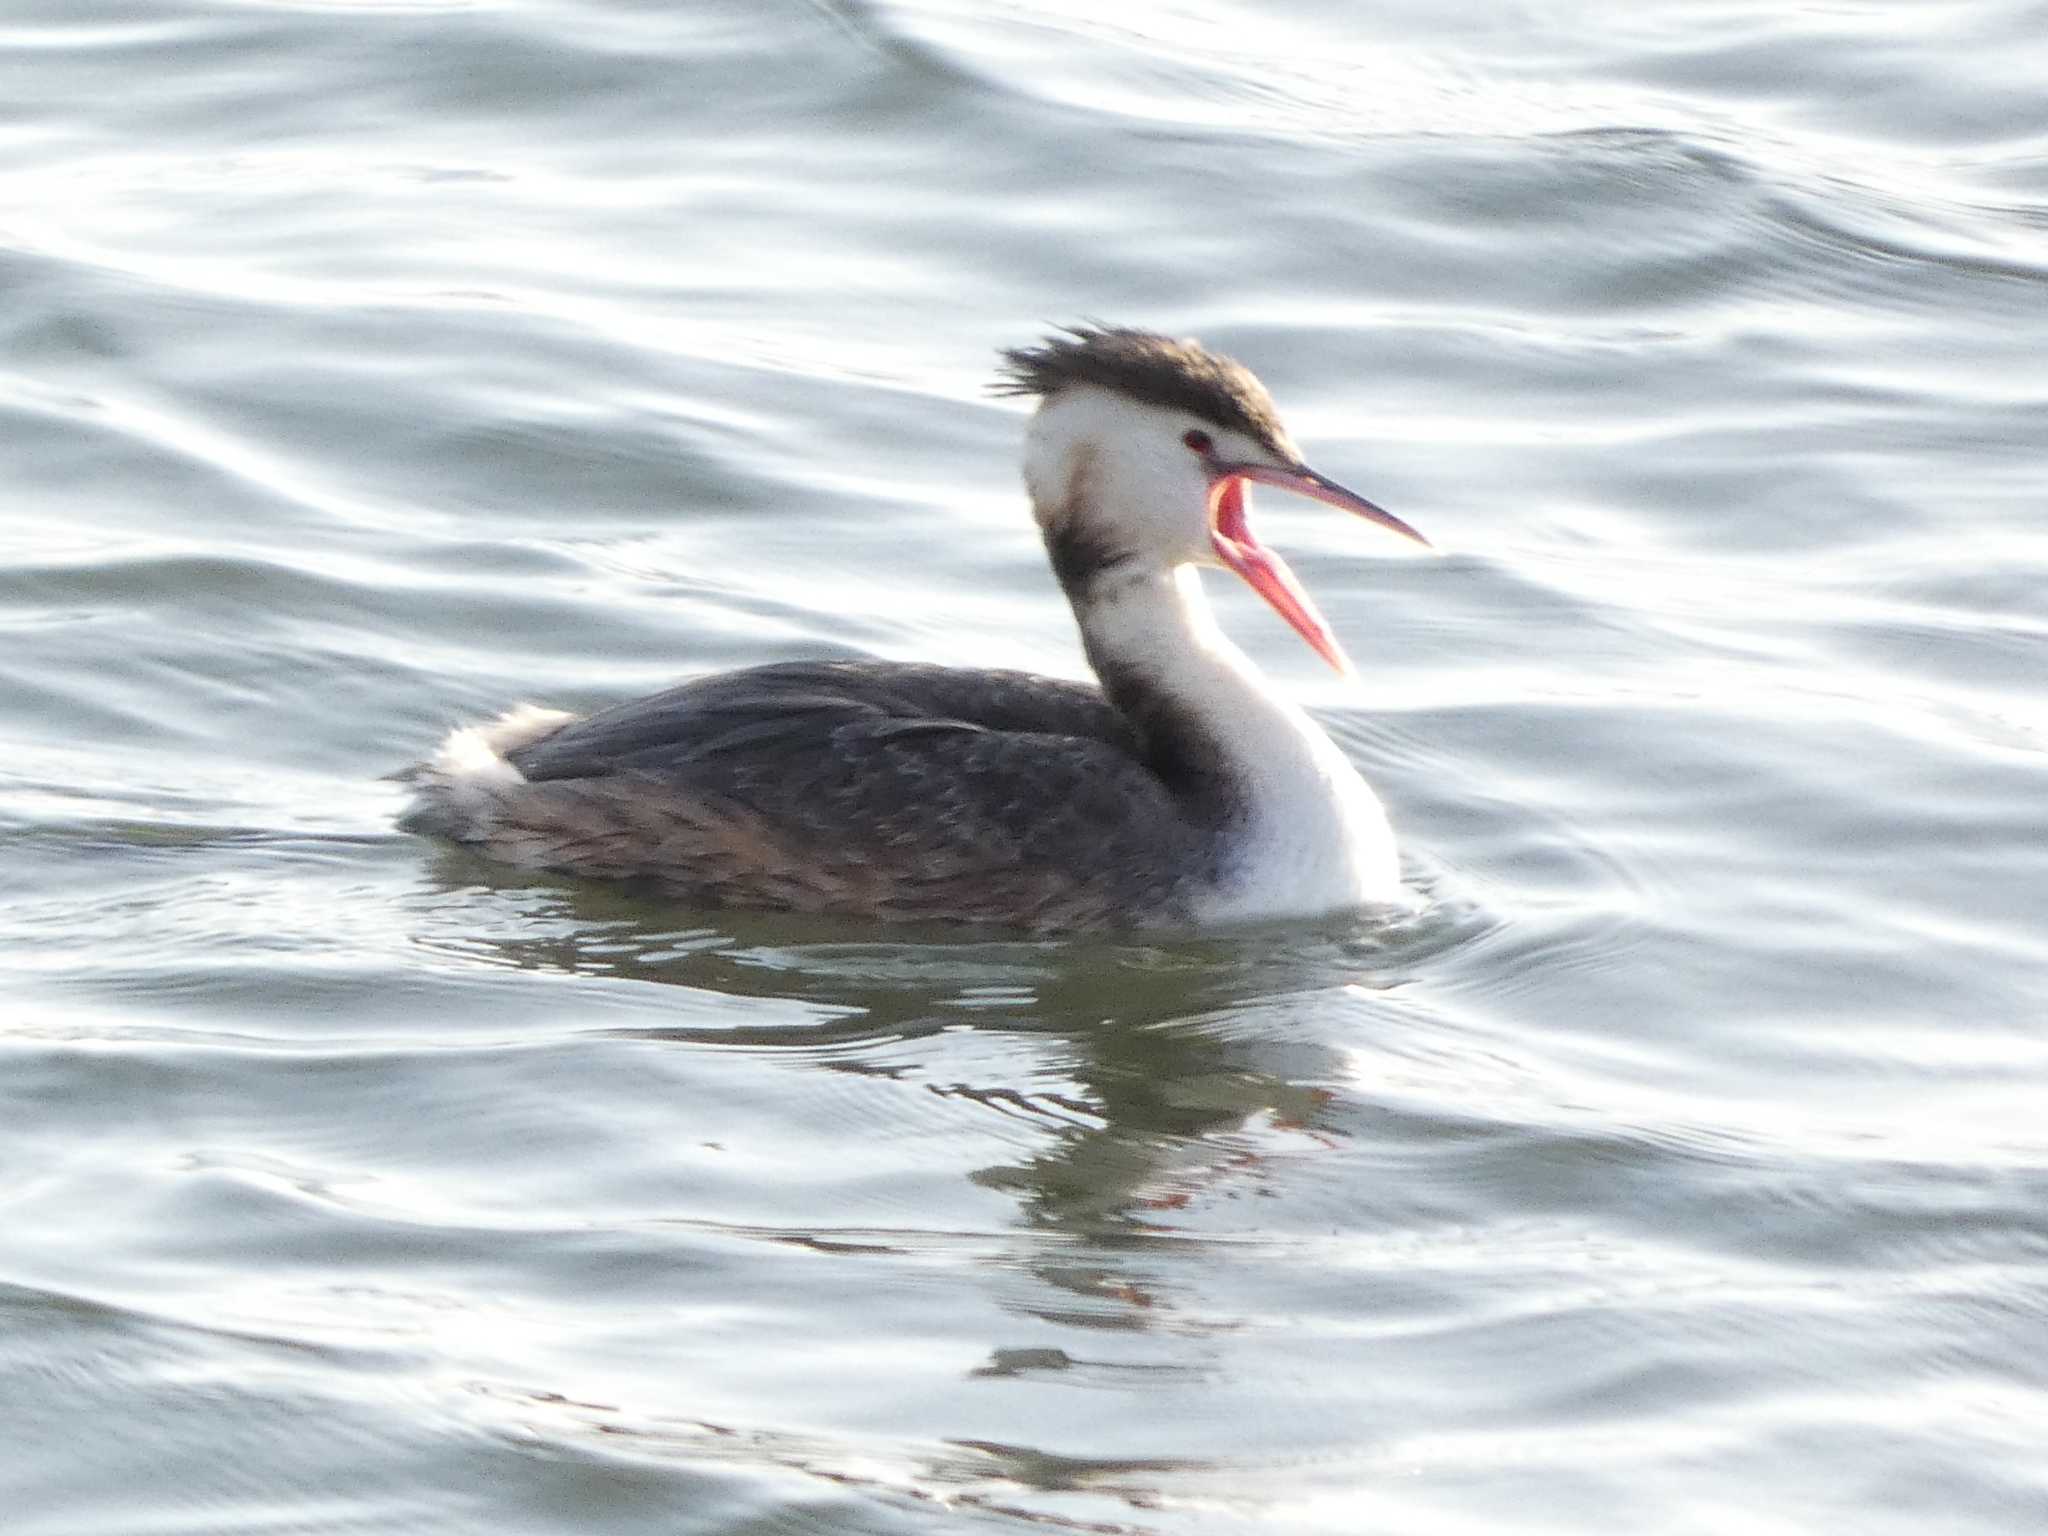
left=4, top=2, right=2046, bottom=1532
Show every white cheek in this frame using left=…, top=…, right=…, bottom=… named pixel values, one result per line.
left=1130, top=450, right=1215, bottom=558
left=1020, top=410, right=1064, bottom=512
left=1021, top=389, right=1222, bottom=560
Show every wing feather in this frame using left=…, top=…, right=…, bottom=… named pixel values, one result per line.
left=444, top=660, right=1208, bottom=930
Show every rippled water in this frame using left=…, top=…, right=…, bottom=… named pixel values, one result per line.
left=5, top=2, right=2046, bottom=1531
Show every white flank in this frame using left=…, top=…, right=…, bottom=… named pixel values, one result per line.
left=430, top=704, right=575, bottom=786
left=404, top=705, right=578, bottom=841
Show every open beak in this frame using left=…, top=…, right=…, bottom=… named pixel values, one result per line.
left=1207, top=462, right=1429, bottom=676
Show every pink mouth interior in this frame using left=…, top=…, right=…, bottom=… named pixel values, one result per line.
left=1207, top=477, right=1355, bottom=676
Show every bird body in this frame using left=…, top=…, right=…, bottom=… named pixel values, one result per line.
left=398, top=327, right=1428, bottom=934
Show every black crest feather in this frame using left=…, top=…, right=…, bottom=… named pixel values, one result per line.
left=995, top=324, right=1288, bottom=451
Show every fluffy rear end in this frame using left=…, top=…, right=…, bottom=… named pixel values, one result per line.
left=396, top=705, right=577, bottom=843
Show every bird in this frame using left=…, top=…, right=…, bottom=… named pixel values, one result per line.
left=397, top=325, right=1431, bottom=934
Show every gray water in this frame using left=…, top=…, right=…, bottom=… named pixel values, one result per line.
left=4, top=2, right=2046, bottom=1532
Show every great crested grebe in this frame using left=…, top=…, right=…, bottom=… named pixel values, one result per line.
left=398, top=326, right=1430, bottom=932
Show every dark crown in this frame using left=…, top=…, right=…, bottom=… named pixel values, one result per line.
left=995, top=325, right=1288, bottom=452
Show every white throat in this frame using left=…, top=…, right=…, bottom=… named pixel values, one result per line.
left=1077, top=564, right=1403, bottom=923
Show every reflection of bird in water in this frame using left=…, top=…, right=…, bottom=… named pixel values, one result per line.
left=399, top=326, right=1430, bottom=933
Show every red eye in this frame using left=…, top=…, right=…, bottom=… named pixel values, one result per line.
left=1182, top=428, right=1214, bottom=454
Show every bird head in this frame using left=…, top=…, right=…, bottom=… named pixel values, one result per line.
left=998, top=325, right=1428, bottom=675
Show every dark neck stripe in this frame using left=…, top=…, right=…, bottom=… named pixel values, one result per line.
left=1083, top=646, right=1245, bottom=820
left=1042, top=521, right=1140, bottom=602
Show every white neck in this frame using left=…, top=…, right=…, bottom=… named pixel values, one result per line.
left=1075, top=564, right=1403, bottom=922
